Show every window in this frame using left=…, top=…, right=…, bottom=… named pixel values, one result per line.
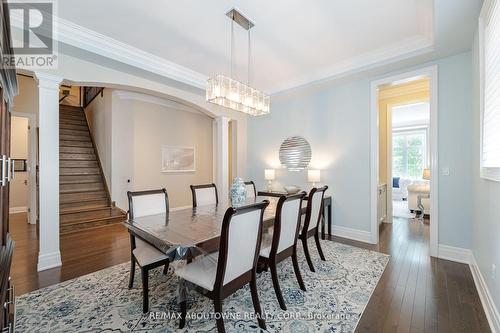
left=480, top=0, right=500, bottom=181
left=392, top=130, right=427, bottom=179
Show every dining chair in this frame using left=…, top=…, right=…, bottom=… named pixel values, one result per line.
left=190, top=183, right=218, bottom=207
left=244, top=181, right=257, bottom=198
left=299, top=186, right=328, bottom=272
left=258, top=193, right=306, bottom=310
left=127, top=188, right=171, bottom=313
left=175, top=200, right=270, bottom=333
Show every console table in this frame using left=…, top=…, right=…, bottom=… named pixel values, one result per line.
left=257, top=191, right=332, bottom=240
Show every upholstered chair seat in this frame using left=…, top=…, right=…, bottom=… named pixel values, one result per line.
left=133, top=238, right=169, bottom=266
left=127, top=188, right=171, bottom=313
left=175, top=202, right=269, bottom=333
left=175, top=254, right=218, bottom=291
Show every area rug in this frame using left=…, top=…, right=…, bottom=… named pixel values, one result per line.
left=15, top=240, right=389, bottom=332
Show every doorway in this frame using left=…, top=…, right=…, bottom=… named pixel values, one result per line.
left=9, top=113, right=37, bottom=225
left=370, top=66, right=438, bottom=257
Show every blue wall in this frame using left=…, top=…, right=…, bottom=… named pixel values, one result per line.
left=247, top=52, right=474, bottom=248
left=471, top=33, right=500, bottom=313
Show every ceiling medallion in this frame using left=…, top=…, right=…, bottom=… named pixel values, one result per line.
left=206, top=8, right=270, bottom=116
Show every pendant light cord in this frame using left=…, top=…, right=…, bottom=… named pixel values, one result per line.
left=248, top=29, right=251, bottom=85
left=230, top=17, right=234, bottom=78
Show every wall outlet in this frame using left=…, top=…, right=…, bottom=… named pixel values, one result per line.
left=492, top=264, right=496, bottom=280
left=441, top=167, right=450, bottom=176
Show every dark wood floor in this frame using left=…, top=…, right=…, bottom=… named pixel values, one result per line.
left=10, top=213, right=490, bottom=332
left=10, top=213, right=129, bottom=295
left=352, top=217, right=490, bottom=333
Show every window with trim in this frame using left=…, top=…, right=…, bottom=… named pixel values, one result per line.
left=480, top=0, right=500, bottom=181
left=392, top=129, right=427, bottom=179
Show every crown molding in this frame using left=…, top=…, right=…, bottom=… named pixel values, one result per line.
left=10, top=10, right=434, bottom=94
left=271, top=35, right=434, bottom=94
left=9, top=12, right=208, bottom=89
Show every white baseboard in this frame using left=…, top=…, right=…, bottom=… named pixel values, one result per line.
left=332, top=225, right=372, bottom=243
left=470, top=256, right=500, bottom=333
left=9, top=206, right=28, bottom=214
left=37, top=251, right=62, bottom=272
left=438, top=244, right=472, bottom=264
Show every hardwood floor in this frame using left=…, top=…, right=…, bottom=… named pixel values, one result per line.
left=351, top=217, right=490, bottom=333
left=10, top=212, right=130, bottom=295
left=9, top=212, right=490, bottom=332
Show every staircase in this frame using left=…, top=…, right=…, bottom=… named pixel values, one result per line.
left=59, top=105, right=126, bottom=234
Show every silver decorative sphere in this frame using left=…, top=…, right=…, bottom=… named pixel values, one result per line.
left=279, top=136, right=312, bottom=171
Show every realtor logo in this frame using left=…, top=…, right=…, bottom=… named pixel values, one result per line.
left=3, top=0, right=57, bottom=69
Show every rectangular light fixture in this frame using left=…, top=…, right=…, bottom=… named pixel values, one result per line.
left=206, top=74, right=270, bottom=116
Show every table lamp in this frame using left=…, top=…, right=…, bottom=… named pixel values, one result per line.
left=308, top=169, right=321, bottom=187
left=264, top=169, right=275, bottom=191
left=422, top=168, right=431, bottom=180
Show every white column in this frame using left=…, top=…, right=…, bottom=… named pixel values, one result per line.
left=35, top=72, right=62, bottom=271
left=214, top=116, right=229, bottom=201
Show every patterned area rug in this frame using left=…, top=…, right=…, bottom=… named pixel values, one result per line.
left=16, top=240, right=389, bottom=332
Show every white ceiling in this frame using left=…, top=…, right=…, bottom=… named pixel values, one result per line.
left=54, top=0, right=481, bottom=94
left=392, top=102, right=430, bottom=128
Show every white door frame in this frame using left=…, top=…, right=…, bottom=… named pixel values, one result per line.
left=370, top=65, right=438, bottom=257
left=11, top=111, right=38, bottom=225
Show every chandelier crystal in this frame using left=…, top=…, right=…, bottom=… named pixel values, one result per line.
left=206, top=8, right=270, bottom=116
left=206, top=74, right=270, bottom=116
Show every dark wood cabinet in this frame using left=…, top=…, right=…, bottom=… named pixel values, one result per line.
left=0, top=1, right=19, bottom=331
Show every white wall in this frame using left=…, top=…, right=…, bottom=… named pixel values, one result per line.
left=247, top=51, right=474, bottom=249
left=85, top=89, right=113, bottom=188
left=471, top=30, right=500, bottom=315
left=86, top=90, right=214, bottom=209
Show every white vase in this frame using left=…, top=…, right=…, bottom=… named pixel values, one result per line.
left=230, top=177, right=247, bottom=205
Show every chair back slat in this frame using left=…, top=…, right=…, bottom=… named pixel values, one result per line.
left=244, top=181, right=256, bottom=198
left=275, top=194, right=304, bottom=253
left=215, top=201, right=269, bottom=287
left=128, top=189, right=168, bottom=220
left=303, top=186, right=328, bottom=233
left=190, top=184, right=218, bottom=207
left=224, top=209, right=260, bottom=283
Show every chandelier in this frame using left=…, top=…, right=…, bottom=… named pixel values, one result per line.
left=206, top=8, right=270, bottom=116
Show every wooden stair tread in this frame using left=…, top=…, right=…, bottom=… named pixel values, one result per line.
left=60, top=217, right=126, bottom=235
left=60, top=178, right=102, bottom=185
left=60, top=199, right=110, bottom=210
left=60, top=146, right=95, bottom=154
left=60, top=140, right=94, bottom=148
left=59, top=104, right=120, bottom=234
left=59, top=120, right=88, bottom=126
left=61, top=208, right=126, bottom=225
left=60, top=191, right=108, bottom=204
left=60, top=205, right=116, bottom=215
left=60, top=153, right=97, bottom=161
left=60, top=187, right=104, bottom=194
left=60, top=168, right=101, bottom=175
left=60, top=135, right=91, bottom=142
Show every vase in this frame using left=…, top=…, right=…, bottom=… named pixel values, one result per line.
left=230, top=177, right=247, bottom=206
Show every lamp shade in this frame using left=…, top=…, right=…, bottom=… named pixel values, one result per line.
left=308, top=169, right=321, bottom=183
left=422, top=168, right=431, bottom=180
left=264, top=169, right=275, bottom=181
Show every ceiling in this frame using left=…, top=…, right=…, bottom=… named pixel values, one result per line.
left=54, top=0, right=482, bottom=94
left=392, top=102, right=430, bottom=128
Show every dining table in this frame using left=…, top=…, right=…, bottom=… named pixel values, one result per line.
left=124, top=196, right=281, bottom=261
